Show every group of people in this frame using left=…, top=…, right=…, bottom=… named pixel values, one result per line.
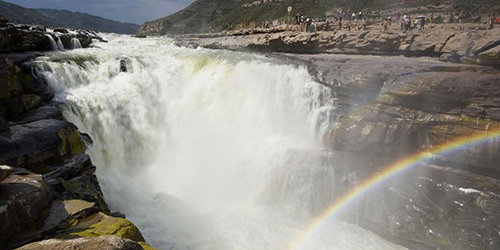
left=338, top=11, right=365, bottom=31
left=295, top=14, right=319, bottom=32
left=292, top=10, right=433, bottom=33
left=380, top=13, right=425, bottom=31
left=396, top=13, right=426, bottom=31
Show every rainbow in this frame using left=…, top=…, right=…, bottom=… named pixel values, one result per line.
left=289, top=128, right=500, bottom=250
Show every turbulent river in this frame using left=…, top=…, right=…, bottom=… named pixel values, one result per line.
left=33, top=34, right=406, bottom=250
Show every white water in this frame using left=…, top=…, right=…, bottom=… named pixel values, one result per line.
left=46, top=35, right=58, bottom=51
left=70, top=38, right=82, bottom=49
left=34, top=34, right=406, bottom=250
left=57, top=37, right=65, bottom=50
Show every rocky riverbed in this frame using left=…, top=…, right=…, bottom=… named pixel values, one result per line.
left=0, top=20, right=158, bottom=250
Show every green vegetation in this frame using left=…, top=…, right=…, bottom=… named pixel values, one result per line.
left=0, top=0, right=139, bottom=34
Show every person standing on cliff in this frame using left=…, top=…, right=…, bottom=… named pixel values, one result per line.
left=396, top=13, right=400, bottom=24
left=339, top=11, right=343, bottom=30
left=401, top=15, right=406, bottom=30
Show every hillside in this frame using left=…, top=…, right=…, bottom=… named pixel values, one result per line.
left=36, top=9, right=139, bottom=34
left=137, top=0, right=500, bottom=35
left=0, top=0, right=139, bottom=34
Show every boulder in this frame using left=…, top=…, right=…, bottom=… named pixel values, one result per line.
left=12, top=103, right=62, bottom=125
left=60, top=34, right=92, bottom=49
left=0, top=119, right=87, bottom=168
left=53, top=28, right=68, bottom=34
left=43, top=154, right=96, bottom=194
left=0, top=27, right=51, bottom=52
left=0, top=169, right=52, bottom=248
left=76, top=34, right=93, bottom=48
left=14, top=236, right=145, bottom=250
left=5, top=199, right=99, bottom=249
left=0, top=165, right=13, bottom=182
left=476, top=44, right=500, bottom=68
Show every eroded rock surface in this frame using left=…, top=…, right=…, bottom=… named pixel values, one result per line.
left=0, top=169, right=52, bottom=248
left=15, top=236, right=145, bottom=250
left=174, top=28, right=500, bottom=69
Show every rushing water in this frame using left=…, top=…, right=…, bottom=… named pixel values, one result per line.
left=33, top=34, right=406, bottom=250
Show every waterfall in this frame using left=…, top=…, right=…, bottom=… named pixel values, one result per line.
left=34, top=34, right=406, bottom=250
left=57, top=37, right=65, bottom=50
left=46, top=35, right=58, bottom=51
left=70, top=38, right=82, bottom=49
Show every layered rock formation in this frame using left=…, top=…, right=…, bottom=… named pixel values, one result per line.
left=174, top=26, right=500, bottom=69
left=273, top=53, right=500, bottom=250
left=0, top=26, right=157, bottom=250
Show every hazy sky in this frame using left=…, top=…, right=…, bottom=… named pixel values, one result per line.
left=5, top=0, right=196, bottom=24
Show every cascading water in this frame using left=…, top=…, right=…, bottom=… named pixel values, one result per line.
left=46, top=35, right=58, bottom=51
left=70, top=38, right=82, bottom=49
left=57, top=37, right=65, bottom=50
left=33, top=34, right=407, bottom=250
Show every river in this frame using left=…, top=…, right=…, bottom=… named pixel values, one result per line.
left=33, top=34, right=406, bottom=250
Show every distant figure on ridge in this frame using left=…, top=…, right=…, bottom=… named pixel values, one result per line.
left=339, top=11, right=343, bottom=30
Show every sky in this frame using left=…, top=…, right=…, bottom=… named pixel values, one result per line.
left=4, top=0, right=196, bottom=24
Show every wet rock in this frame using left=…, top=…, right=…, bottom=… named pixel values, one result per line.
left=0, top=165, right=13, bottom=182
left=76, top=34, right=92, bottom=48
left=0, top=169, right=52, bottom=248
left=14, top=236, right=145, bottom=250
left=120, top=59, right=128, bottom=73
left=53, top=28, right=68, bottom=34
left=60, top=34, right=92, bottom=49
left=356, top=164, right=500, bottom=250
left=0, top=27, right=51, bottom=53
left=0, top=119, right=87, bottom=168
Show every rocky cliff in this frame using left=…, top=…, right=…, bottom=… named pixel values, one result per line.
left=0, top=21, right=157, bottom=250
left=287, top=53, right=500, bottom=250
left=174, top=25, right=500, bottom=69
left=173, top=26, right=500, bottom=249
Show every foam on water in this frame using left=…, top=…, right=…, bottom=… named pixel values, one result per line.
left=34, top=34, right=407, bottom=250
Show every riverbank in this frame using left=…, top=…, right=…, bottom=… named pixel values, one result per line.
left=173, top=24, right=500, bottom=69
